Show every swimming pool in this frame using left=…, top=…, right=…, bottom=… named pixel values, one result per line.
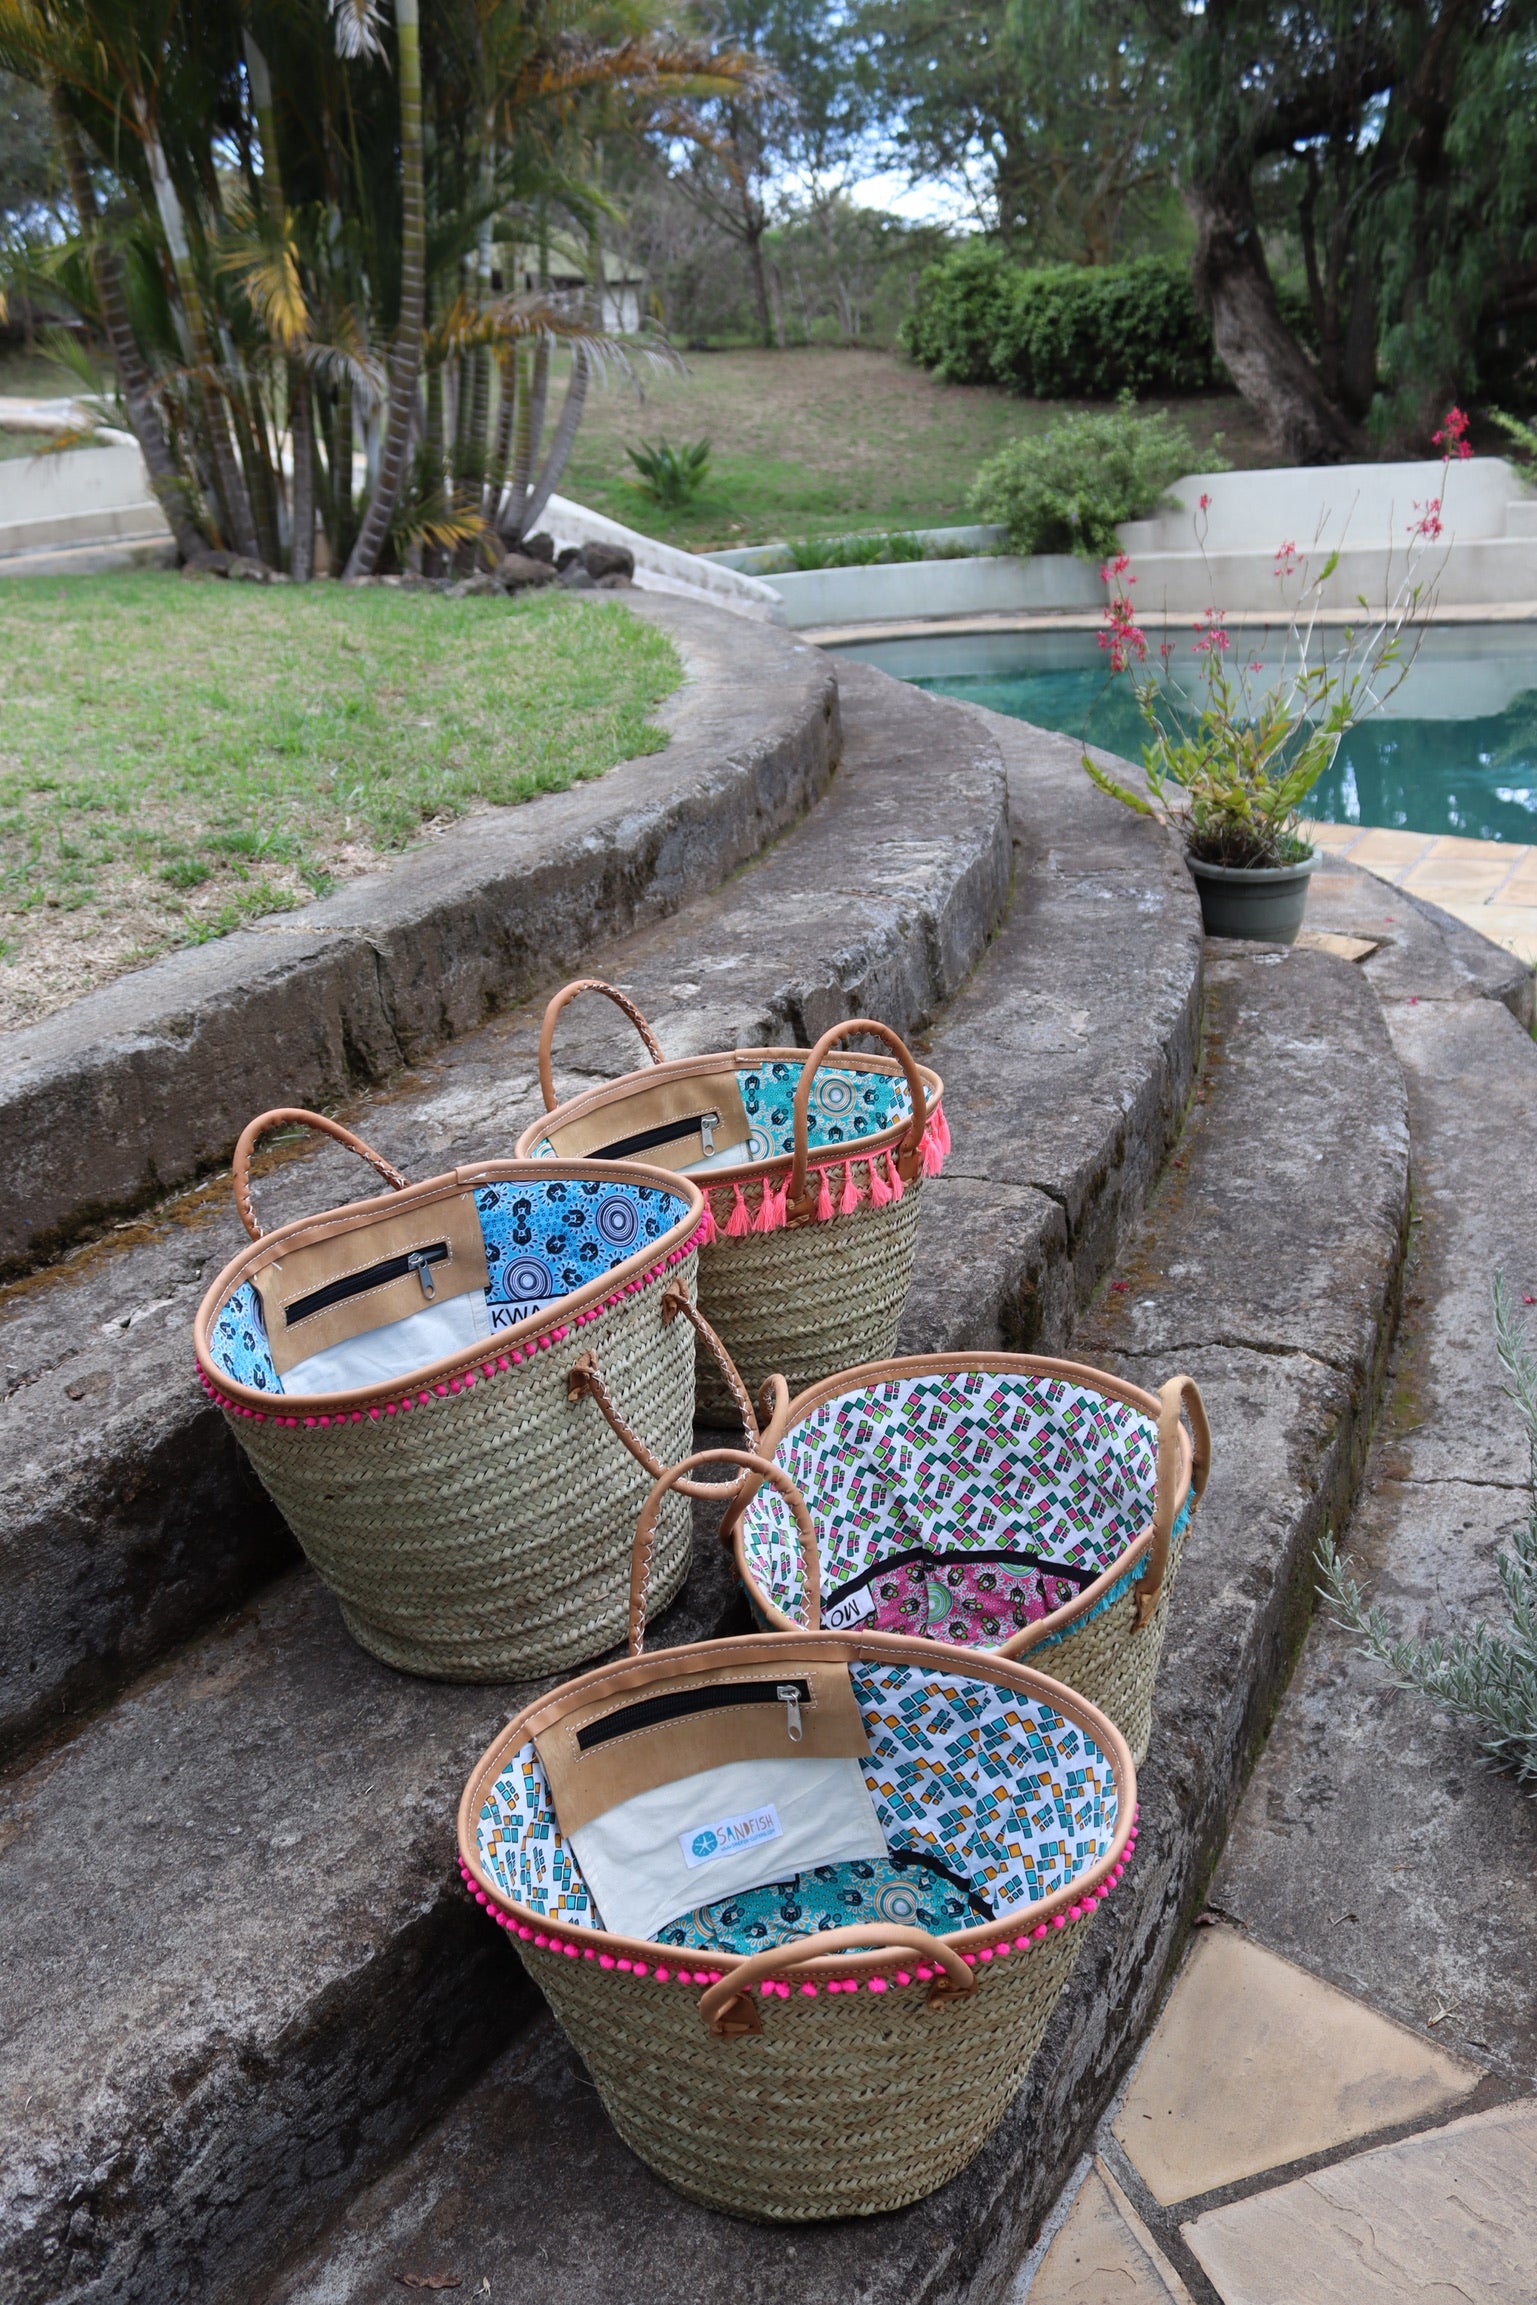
left=835, top=624, right=1537, bottom=845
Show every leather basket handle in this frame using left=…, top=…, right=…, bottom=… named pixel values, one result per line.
left=1133, top=1374, right=1211, bottom=1629
left=537, top=977, right=665, bottom=1112
left=567, top=1286, right=760, bottom=1503
left=231, top=1107, right=409, bottom=1242
left=629, top=1447, right=820, bottom=1655
left=715, top=1374, right=793, bottom=1548
left=787, top=1020, right=931, bottom=1216
left=699, top=1922, right=977, bottom=2037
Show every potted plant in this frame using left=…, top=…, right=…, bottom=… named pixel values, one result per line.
left=1081, top=414, right=1468, bottom=941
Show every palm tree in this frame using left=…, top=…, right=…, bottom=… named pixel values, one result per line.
left=0, top=0, right=764, bottom=577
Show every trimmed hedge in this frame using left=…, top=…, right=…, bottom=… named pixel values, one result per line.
left=903, top=247, right=1220, bottom=397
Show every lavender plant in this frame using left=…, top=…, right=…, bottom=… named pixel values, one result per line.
left=1318, top=1273, right=1537, bottom=1789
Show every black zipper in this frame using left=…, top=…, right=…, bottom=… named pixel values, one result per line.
left=285, top=1240, right=450, bottom=1327
left=576, top=1677, right=812, bottom=1751
left=824, top=1545, right=1096, bottom=1612
left=592, top=1109, right=721, bottom=1162
left=887, top=1845, right=995, bottom=1921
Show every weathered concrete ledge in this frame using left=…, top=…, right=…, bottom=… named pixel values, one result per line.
left=0, top=682, right=1206, bottom=2305
left=0, top=665, right=1006, bottom=1762
left=260, top=937, right=1412, bottom=2305
left=0, top=595, right=840, bottom=1278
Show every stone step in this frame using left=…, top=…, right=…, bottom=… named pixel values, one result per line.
left=0, top=661, right=1006, bottom=1762
left=256, top=900, right=1413, bottom=2305
left=0, top=678, right=1203, bottom=2305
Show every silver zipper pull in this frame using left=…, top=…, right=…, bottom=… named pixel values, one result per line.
left=408, top=1250, right=437, bottom=1300
left=777, top=1684, right=803, bottom=1742
left=698, top=1110, right=720, bottom=1155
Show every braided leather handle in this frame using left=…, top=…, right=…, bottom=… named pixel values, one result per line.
left=698, top=1922, right=976, bottom=2037
left=787, top=1020, right=930, bottom=1215
left=537, top=977, right=665, bottom=1112
left=566, top=1286, right=759, bottom=1502
left=1133, top=1373, right=1212, bottom=1628
left=629, top=1447, right=820, bottom=1655
left=230, top=1107, right=409, bottom=1242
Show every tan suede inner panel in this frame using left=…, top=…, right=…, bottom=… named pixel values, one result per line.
left=536, top=1662, right=870, bottom=1835
left=254, top=1190, right=490, bottom=1374
left=543, top=1070, right=751, bottom=1172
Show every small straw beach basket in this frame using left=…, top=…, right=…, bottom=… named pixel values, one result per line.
left=722, top=1354, right=1211, bottom=1766
left=456, top=1448, right=1137, bottom=2221
left=516, top=980, right=949, bottom=1422
left=194, top=1108, right=757, bottom=1681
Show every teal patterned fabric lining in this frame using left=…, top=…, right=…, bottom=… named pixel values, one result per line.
left=474, top=1661, right=1120, bottom=1947
left=207, top=1175, right=689, bottom=1395
left=739, top=1368, right=1162, bottom=1638
left=657, top=1853, right=985, bottom=1952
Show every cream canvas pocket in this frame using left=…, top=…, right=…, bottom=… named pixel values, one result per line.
left=565, top=1754, right=887, bottom=1945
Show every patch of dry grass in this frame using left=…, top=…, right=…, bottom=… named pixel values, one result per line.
left=0, top=575, right=679, bottom=1032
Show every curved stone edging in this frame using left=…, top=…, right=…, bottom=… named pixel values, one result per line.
left=0, top=594, right=840, bottom=1278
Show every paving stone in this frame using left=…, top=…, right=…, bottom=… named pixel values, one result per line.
left=1112, top=1927, right=1478, bottom=2204
left=0, top=597, right=841, bottom=1277
left=1181, top=2098, right=1537, bottom=2304
left=1026, top=2162, right=1193, bottom=2303
left=0, top=663, right=1008, bottom=1758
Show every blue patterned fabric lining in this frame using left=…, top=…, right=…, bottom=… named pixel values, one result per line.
left=739, top=1370, right=1166, bottom=1639
left=207, top=1176, right=688, bottom=1394
left=530, top=1063, right=912, bottom=1162
left=475, top=1661, right=1119, bottom=1943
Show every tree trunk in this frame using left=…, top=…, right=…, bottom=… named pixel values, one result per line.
left=290, top=367, right=315, bottom=581
left=50, top=90, right=211, bottom=566
left=744, top=224, right=774, bottom=350
left=1189, top=172, right=1358, bottom=465
left=344, top=0, right=426, bottom=580
left=521, top=346, right=588, bottom=535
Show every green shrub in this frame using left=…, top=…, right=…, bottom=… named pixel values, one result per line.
left=905, top=251, right=1220, bottom=398
left=624, top=437, right=711, bottom=508
left=787, top=530, right=928, bottom=569
left=968, top=400, right=1201, bottom=558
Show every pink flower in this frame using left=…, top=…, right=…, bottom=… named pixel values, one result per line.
left=1248, top=659, right=1264, bottom=673
left=1432, top=406, right=1473, bottom=461
left=1410, top=498, right=1444, bottom=540
left=1198, top=493, right=1212, bottom=511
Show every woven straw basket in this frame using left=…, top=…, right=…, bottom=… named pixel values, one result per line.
left=456, top=1449, right=1137, bottom=2221
left=723, top=1354, right=1210, bottom=1767
left=514, top=981, right=948, bottom=1422
left=194, top=1109, right=756, bottom=1681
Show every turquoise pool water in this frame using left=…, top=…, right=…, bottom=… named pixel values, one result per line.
left=837, top=627, right=1537, bottom=845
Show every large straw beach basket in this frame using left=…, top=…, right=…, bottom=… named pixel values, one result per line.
left=456, top=1448, right=1137, bottom=2221
left=515, top=981, right=948, bottom=1423
left=723, top=1355, right=1210, bottom=1766
left=194, top=1108, right=756, bottom=1681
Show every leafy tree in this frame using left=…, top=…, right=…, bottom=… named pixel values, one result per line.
left=863, top=0, right=1180, bottom=261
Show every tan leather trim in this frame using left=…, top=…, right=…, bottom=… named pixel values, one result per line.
left=456, top=1628, right=1136, bottom=1973
left=193, top=1158, right=704, bottom=1413
left=720, top=1350, right=1195, bottom=1640
left=514, top=1048, right=944, bottom=1185
left=543, top=1070, right=751, bottom=1171
left=535, top=1660, right=869, bottom=1834
left=254, top=1191, right=490, bottom=1374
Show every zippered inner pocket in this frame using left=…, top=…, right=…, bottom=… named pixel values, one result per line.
left=576, top=1677, right=812, bottom=1751
left=285, top=1240, right=451, bottom=1326
left=592, top=1109, right=721, bottom=1162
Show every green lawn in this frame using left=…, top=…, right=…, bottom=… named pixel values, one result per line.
left=562, top=345, right=1274, bottom=553
left=0, top=575, right=679, bottom=1031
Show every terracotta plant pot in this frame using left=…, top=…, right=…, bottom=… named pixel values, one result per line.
left=1186, top=850, right=1318, bottom=943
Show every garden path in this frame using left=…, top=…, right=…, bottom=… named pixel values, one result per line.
left=1024, top=859, right=1537, bottom=2303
